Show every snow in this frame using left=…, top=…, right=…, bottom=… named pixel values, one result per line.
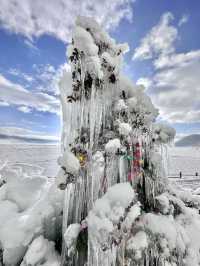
left=57, top=150, right=80, bottom=175
left=114, top=99, right=127, bottom=112
left=105, top=138, right=121, bottom=154
left=126, top=231, right=148, bottom=260
left=20, top=235, right=60, bottom=266
left=155, top=193, right=170, bottom=214
left=73, top=26, right=99, bottom=56
left=87, top=183, right=135, bottom=245
left=122, top=202, right=141, bottom=229
left=118, top=122, right=132, bottom=136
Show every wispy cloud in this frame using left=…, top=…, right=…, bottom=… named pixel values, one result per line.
left=33, top=62, right=70, bottom=95
left=0, top=126, right=59, bottom=143
left=8, top=68, right=34, bottom=82
left=133, top=12, right=177, bottom=60
left=0, top=74, right=60, bottom=114
left=0, top=0, right=134, bottom=43
left=134, top=12, right=200, bottom=124
left=24, top=39, right=39, bottom=51
left=178, top=14, right=189, bottom=27
left=17, top=106, right=32, bottom=113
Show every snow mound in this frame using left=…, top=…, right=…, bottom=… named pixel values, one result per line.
left=20, top=235, right=60, bottom=266
left=87, top=183, right=135, bottom=245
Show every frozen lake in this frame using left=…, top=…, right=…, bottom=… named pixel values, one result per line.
left=0, top=144, right=200, bottom=190
left=168, top=146, right=200, bottom=177
left=0, top=143, right=60, bottom=177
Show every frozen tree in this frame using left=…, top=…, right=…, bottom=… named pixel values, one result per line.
left=57, top=16, right=200, bottom=266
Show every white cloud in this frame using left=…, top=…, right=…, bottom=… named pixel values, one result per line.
left=0, top=0, right=134, bottom=43
left=154, top=50, right=200, bottom=69
left=0, top=74, right=60, bottom=114
left=134, top=12, right=200, bottom=124
left=0, top=101, right=9, bottom=107
left=151, top=57, right=200, bottom=123
left=133, top=12, right=177, bottom=60
left=33, top=63, right=70, bottom=94
left=178, top=14, right=189, bottom=27
left=17, top=106, right=32, bottom=113
left=136, top=77, right=152, bottom=90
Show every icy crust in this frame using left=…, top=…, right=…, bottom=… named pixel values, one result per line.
left=87, top=183, right=137, bottom=246
left=0, top=165, right=63, bottom=265
left=20, top=236, right=60, bottom=266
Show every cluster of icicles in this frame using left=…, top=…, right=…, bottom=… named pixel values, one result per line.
left=57, top=17, right=175, bottom=266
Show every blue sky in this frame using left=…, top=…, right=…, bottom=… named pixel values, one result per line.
left=0, top=0, right=199, bottom=142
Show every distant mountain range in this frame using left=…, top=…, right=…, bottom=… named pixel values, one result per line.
left=175, top=134, right=200, bottom=147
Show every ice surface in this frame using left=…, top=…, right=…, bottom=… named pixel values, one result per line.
left=0, top=144, right=60, bottom=177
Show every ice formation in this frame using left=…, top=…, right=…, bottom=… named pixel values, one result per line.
left=56, top=16, right=200, bottom=266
